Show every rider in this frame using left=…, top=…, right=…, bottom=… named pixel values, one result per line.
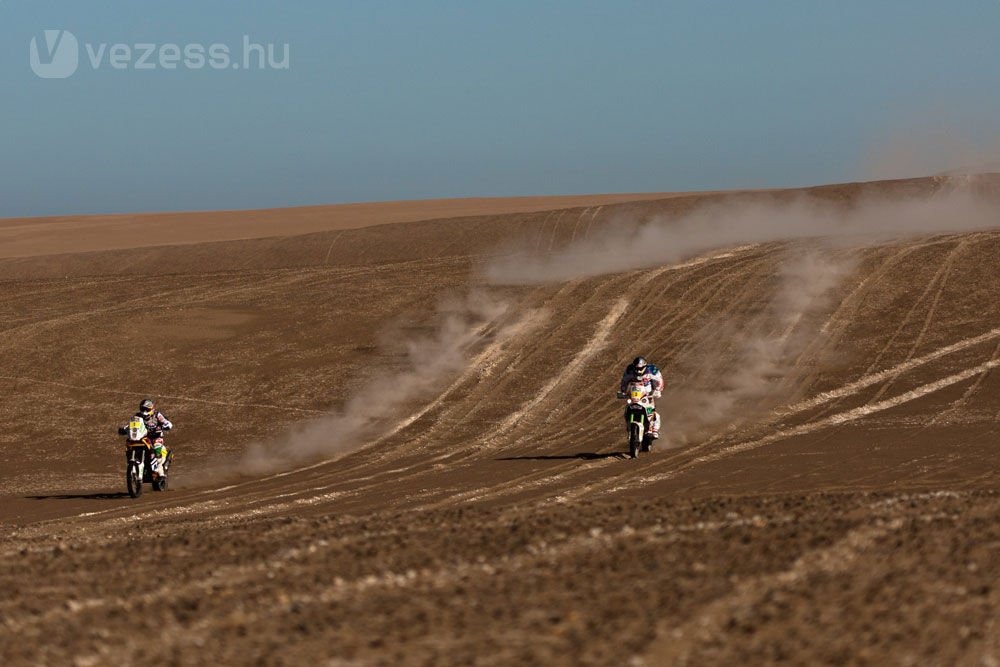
left=618, top=356, right=664, bottom=438
left=118, top=399, right=173, bottom=476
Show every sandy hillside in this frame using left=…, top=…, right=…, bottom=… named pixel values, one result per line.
left=0, top=191, right=704, bottom=259
left=2, top=175, right=1000, bottom=666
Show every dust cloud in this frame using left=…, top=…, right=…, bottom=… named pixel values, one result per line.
left=486, top=181, right=998, bottom=446
left=234, top=181, right=999, bottom=473
left=237, top=291, right=510, bottom=474
left=658, top=249, right=856, bottom=447
left=484, top=186, right=999, bottom=285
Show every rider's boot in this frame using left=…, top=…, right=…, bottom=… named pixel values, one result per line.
left=152, top=444, right=169, bottom=477
left=649, top=412, right=661, bottom=439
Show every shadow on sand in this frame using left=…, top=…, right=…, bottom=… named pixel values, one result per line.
left=496, top=452, right=627, bottom=462
left=28, top=492, right=131, bottom=501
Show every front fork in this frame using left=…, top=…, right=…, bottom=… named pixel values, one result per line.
left=624, top=407, right=653, bottom=432
left=126, top=447, right=147, bottom=479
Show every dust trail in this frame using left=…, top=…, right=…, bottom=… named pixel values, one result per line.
left=484, top=184, right=999, bottom=285
left=484, top=179, right=998, bottom=447
left=226, top=181, right=998, bottom=476
left=659, top=249, right=855, bottom=447
left=687, top=354, right=1000, bottom=467
left=493, top=297, right=628, bottom=436
left=235, top=291, right=513, bottom=475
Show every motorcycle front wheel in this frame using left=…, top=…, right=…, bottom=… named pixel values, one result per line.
left=629, top=423, right=642, bottom=459
left=126, top=462, right=142, bottom=498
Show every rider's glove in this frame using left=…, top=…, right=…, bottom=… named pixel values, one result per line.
left=615, top=391, right=626, bottom=399
left=117, top=426, right=127, bottom=435
left=652, top=391, right=662, bottom=398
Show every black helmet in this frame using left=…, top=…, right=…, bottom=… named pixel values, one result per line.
left=139, top=398, right=155, bottom=416
left=632, top=356, right=647, bottom=373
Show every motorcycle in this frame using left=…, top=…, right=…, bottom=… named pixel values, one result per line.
left=617, top=380, right=657, bottom=459
left=122, top=416, right=170, bottom=497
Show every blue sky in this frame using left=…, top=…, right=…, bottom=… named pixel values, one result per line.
left=3, top=1, right=1000, bottom=217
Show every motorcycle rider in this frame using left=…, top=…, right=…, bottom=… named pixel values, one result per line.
left=618, top=356, right=664, bottom=438
left=118, top=399, right=173, bottom=477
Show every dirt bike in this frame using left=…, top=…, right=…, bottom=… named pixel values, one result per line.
left=122, top=416, right=170, bottom=498
left=617, top=381, right=657, bottom=459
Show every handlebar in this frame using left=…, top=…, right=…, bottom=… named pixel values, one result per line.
left=617, top=391, right=661, bottom=400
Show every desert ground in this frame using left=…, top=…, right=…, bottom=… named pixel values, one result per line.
left=2, top=175, right=1000, bottom=665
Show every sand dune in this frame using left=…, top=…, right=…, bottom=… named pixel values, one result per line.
left=0, top=191, right=710, bottom=259
left=2, top=174, right=1000, bottom=665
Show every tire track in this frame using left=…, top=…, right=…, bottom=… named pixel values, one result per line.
left=581, top=205, right=603, bottom=240
left=442, top=248, right=778, bottom=506
left=621, top=354, right=1000, bottom=494
left=533, top=210, right=557, bottom=254
left=865, top=237, right=970, bottom=404
left=802, top=238, right=960, bottom=420
left=567, top=207, right=590, bottom=246
left=545, top=210, right=568, bottom=253
left=861, top=239, right=964, bottom=378
left=488, top=297, right=629, bottom=441
left=926, top=337, right=1000, bottom=427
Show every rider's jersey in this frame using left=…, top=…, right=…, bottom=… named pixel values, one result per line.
left=620, top=363, right=664, bottom=395
left=125, top=410, right=173, bottom=438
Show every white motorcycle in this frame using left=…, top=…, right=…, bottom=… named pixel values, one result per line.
left=617, top=381, right=658, bottom=459
left=121, top=417, right=169, bottom=497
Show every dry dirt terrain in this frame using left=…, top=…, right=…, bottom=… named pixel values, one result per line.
left=2, top=177, right=999, bottom=666
left=0, top=192, right=697, bottom=260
